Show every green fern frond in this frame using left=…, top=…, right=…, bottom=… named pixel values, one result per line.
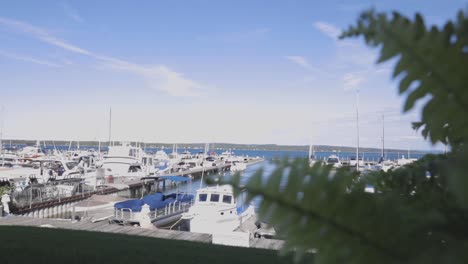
left=341, top=10, right=468, bottom=146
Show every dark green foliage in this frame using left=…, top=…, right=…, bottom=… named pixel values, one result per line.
left=220, top=8, right=468, bottom=264
left=223, top=157, right=468, bottom=263
left=340, top=8, right=468, bottom=209
left=340, top=10, right=468, bottom=147
left=0, top=226, right=309, bottom=264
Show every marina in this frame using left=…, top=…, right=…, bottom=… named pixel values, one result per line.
left=0, top=1, right=458, bottom=263
left=0, top=140, right=425, bottom=252
left=0, top=142, right=277, bottom=249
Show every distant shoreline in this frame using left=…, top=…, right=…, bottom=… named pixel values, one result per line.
left=1, top=139, right=437, bottom=154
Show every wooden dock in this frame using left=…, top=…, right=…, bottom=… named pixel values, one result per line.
left=160, top=163, right=231, bottom=177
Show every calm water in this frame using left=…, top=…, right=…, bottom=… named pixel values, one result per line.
left=10, top=144, right=427, bottom=161
left=10, top=144, right=427, bottom=202
left=151, top=148, right=427, bottom=208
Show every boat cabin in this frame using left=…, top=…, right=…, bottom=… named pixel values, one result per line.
left=196, top=191, right=235, bottom=205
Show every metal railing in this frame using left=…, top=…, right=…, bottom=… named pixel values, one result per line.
left=113, top=199, right=194, bottom=223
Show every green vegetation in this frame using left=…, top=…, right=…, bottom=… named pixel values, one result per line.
left=0, top=186, right=11, bottom=196
left=222, top=8, right=468, bottom=264
left=0, top=226, right=310, bottom=264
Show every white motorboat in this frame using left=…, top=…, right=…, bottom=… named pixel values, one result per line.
left=182, top=185, right=255, bottom=235
left=0, top=153, right=20, bottom=167
left=372, top=160, right=396, bottom=172
left=18, top=144, right=45, bottom=159
left=396, top=156, right=417, bottom=166
left=101, top=142, right=155, bottom=180
left=326, top=155, right=342, bottom=168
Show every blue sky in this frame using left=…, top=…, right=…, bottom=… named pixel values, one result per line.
left=0, top=1, right=464, bottom=150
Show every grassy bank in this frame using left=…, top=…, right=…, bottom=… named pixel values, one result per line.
left=0, top=226, right=311, bottom=264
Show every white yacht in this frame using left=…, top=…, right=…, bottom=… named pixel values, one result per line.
left=396, top=155, right=417, bottom=166
left=101, top=142, right=155, bottom=180
left=182, top=185, right=255, bottom=235
left=0, top=153, right=20, bottom=167
left=349, top=157, right=364, bottom=167
left=326, top=155, right=342, bottom=168
left=372, top=160, right=395, bottom=172
left=18, top=144, right=45, bottom=159
left=0, top=158, right=104, bottom=191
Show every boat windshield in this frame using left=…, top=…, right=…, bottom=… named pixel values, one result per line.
left=210, top=194, right=220, bottom=202
left=198, top=194, right=207, bottom=202
left=128, top=165, right=142, bottom=172
left=66, top=162, right=78, bottom=170
left=222, top=195, right=232, bottom=204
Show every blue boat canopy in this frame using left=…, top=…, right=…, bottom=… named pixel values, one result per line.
left=114, top=192, right=194, bottom=212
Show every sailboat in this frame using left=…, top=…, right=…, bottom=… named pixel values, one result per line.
left=372, top=113, right=396, bottom=172
left=309, top=144, right=317, bottom=166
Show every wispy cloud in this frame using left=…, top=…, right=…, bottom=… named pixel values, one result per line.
left=98, top=57, right=203, bottom=96
left=311, top=21, right=387, bottom=92
left=284, top=56, right=313, bottom=70
left=62, top=2, right=84, bottom=23
left=313, top=21, right=341, bottom=39
left=0, top=16, right=203, bottom=97
left=0, top=50, right=61, bottom=67
left=0, top=17, right=91, bottom=55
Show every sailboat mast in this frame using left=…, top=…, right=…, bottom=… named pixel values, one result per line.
left=381, top=113, right=385, bottom=159
left=52, top=140, right=57, bottom=153
left=108, top=107, right=112, bottom=147
left=0, top=106, right=4, bottom=166
left=356, top=89, right=360, bottom=171
left=200, top=143, right=208, bottom=188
